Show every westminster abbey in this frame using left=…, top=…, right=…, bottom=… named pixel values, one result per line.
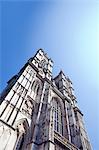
left=0, top=49, right=92, bottom=150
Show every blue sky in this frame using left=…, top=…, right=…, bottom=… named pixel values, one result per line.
left=1, top=0, right=99, bottom=149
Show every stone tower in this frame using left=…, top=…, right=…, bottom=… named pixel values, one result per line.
left=0, top=49, right=92, bottom=150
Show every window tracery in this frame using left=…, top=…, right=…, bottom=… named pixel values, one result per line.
left=52, top=98, right=63, bottom=135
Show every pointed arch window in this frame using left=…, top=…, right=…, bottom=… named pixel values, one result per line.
left=15, top=119, right=29, bottom=150
left=52, top=99, right=63, bottom=135
left=31, top=80, right=41, bottom=97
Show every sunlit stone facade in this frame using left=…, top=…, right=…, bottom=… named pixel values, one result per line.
left=0, top=49, right=92, bottom=150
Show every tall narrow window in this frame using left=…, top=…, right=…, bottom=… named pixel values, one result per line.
left=31, top=80, right=41, bottom=96
left=52, top=99, right=63, bottom=135
left=15, top=119, right=29, bottom=150
left=31, top=80, right=40, bottom=93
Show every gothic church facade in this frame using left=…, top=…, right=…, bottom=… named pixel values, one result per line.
left=0, top=49, right=91, bottom=150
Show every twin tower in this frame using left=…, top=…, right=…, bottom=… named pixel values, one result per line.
left=0, top=49, right=92, bottom=150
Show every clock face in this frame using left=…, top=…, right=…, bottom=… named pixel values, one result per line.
left=38, top=59, right=47, bottom=70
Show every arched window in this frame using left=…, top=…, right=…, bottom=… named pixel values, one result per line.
left=15, top=119, right=29, bottom=150
left=52, top=98, right=63, bottom=135
left=30, top=79, right=42, bottom=104
left=31, top=80, right=40, bottom=94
